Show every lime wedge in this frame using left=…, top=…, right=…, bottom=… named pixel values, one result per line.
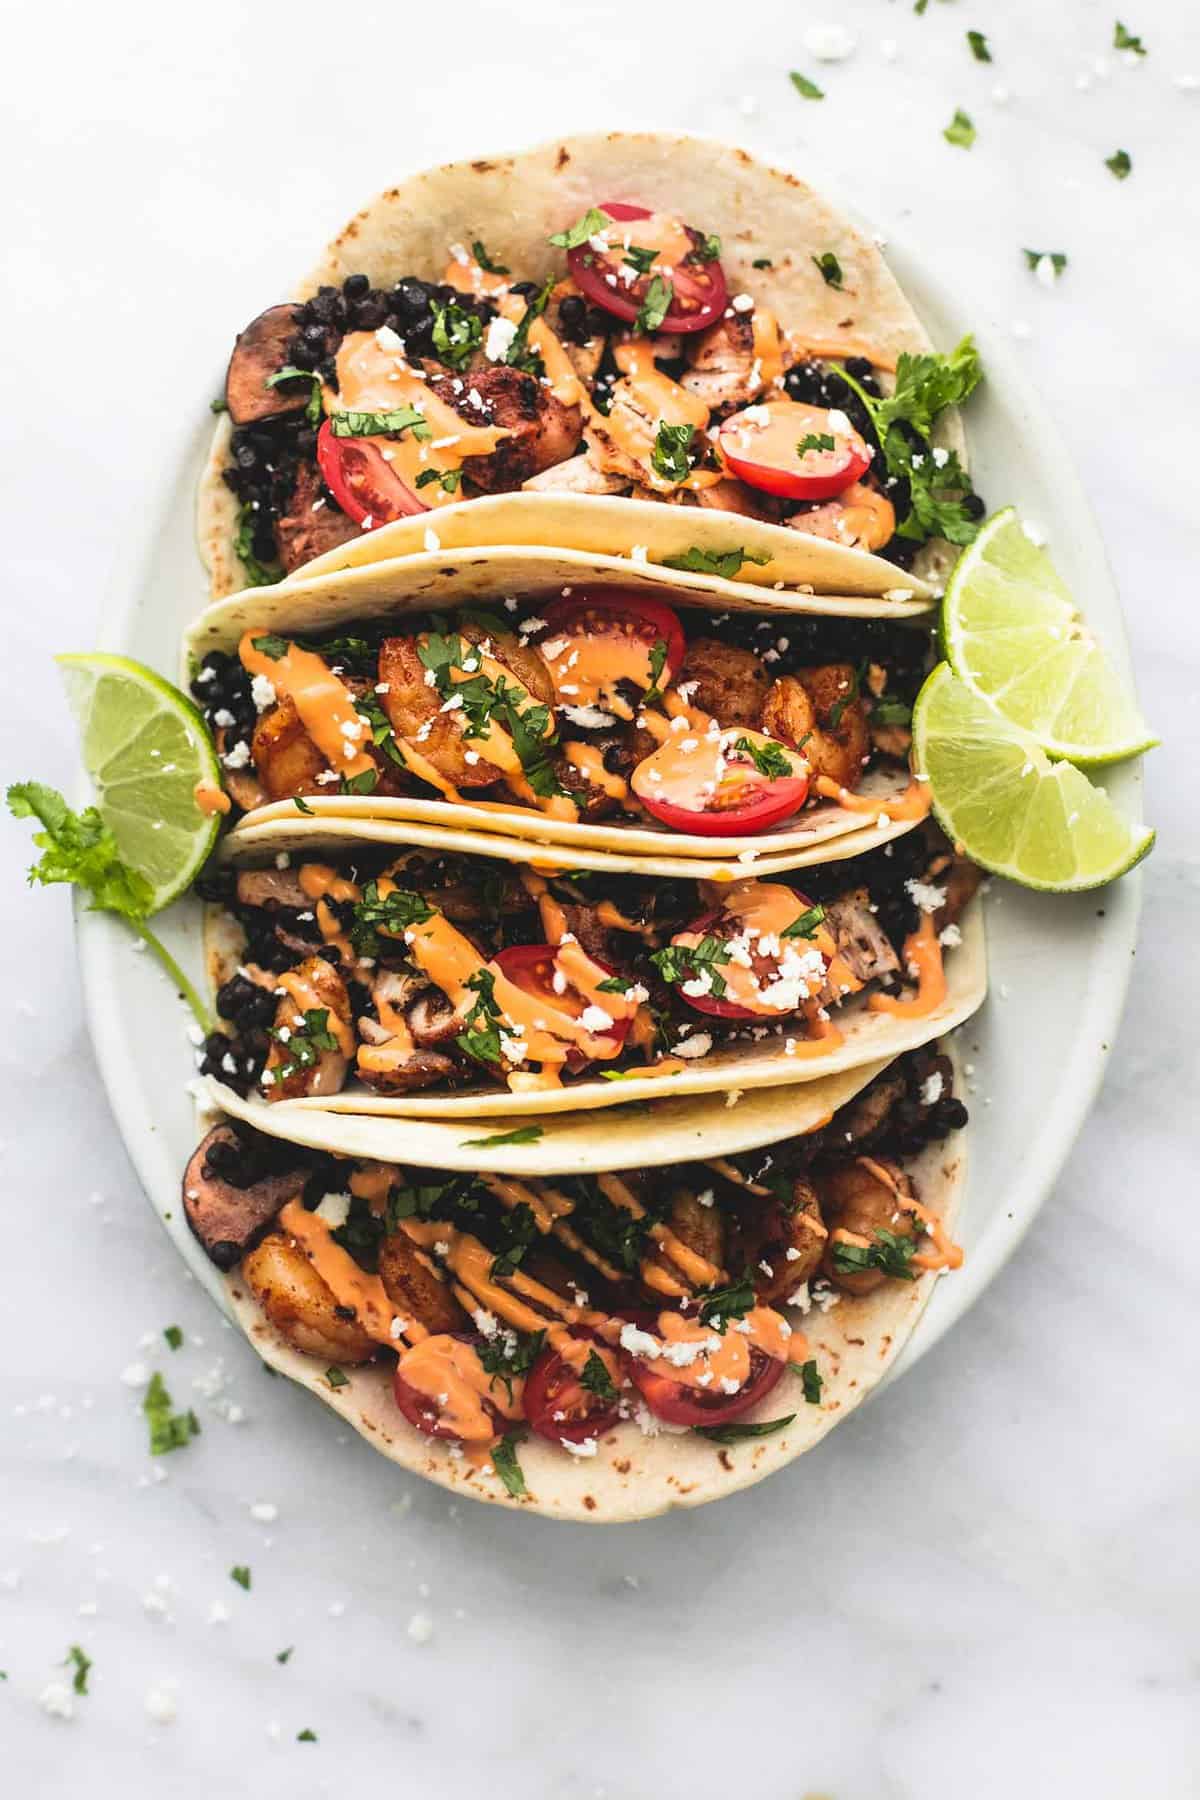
left=941, top=507, right=1156, bottom=765
left=56, top=653, right=223, bottom=911
left=913, top=663, right=1154, bottom=891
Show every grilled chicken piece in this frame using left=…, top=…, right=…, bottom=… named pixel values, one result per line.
left=522, top=454, right=628, bottom=496
left=823, top=888, right=902, bottom=987
left=694, top=477, right=776, bottom=521
left=761, top=664, right=870, bottom=791
left=182, top=1125, right=306, bottom=1269
left=405, top=986, right=461, bottom=1048
left=819, top=1158, right=916, bottom=1296
left=443, top=365, right=582, bottom=492
left=680, top=637, right=769, bottom=727
left=225, top=304, right=302, bottom=426
left=263, top=956, right=351, bottom=1100
left=792, top=482, right=896, bottom=553
left=679, top=311, right=765, bottom=412
left=378, top=1233, right=468, bottom=1334
left=243, top=1232, right=376, bottom=1362
left=235, top=868, right=309, bottom=911
left=274, top=461, right=360, bottom=575
left=551, top=902, right=619, bottom=964
left=355, top=1025, right=457, bottom=1095
left=251, top=695, right=330, bottom=800
left=377, top=635, right=503, bottom=789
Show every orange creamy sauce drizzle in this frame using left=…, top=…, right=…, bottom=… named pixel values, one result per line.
left=813, top=773, right=932, bottom=822
left=272, top=965, right=355, bottom=1063
left=854, top=1155, right=963, bottom=1273
left=867, top=913, right=947, bottom=1019
left=539, top=613, right=656, bottom=715
left=641, top=1305, right=807, bottom=1392
left=719, top=397, right=856, bottom=473
left=594, top=337, right=719, bottom=492
left=329, top=330, right=509, bottom=508
left=672, top=880, right=834, bottom=1017
left=751, top=309, right=785, bottom=389
left=193, top=780, right=231, bottom=817
left=239, top=634, right=374, bottom=779
left=277, top=1198, right=400, bottom=1342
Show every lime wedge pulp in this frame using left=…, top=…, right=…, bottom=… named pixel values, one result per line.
left=941, top=508, right=1156, bottom=765
left=913, top=663, right=1154, bottom=892
left=56, top=653, right=223, bottom=911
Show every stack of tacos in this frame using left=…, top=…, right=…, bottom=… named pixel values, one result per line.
left=182, top=133, right=987, bottom=1516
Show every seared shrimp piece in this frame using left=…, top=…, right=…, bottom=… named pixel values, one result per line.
left=378, top=1233, right=468, bottom=1335
left=679, top=637, right=769, bottom=727
left=251, top=695, right=330, bottom=800
left=819, top=1158, right=916, bottom=1296
left=792, top=482, right=896, bottom=553
left=679, top=311, right=766, bottom=412
left=761, top=663, right=870, bottom=790
left=459, top=621, right=556, bottom=710
left=445, top=365, right=582, bottom=492
left=263, top=956, right=351, bottom=1100
left=727, top=1178, right=827, bottom=1304
left=377, top=635, right=504, bottom=789
left=666, top=1188, right=726, bottom=1271
left=242, top=1232, right=377, bottom=1362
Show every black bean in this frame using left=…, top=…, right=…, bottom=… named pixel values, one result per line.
left=343, top=272, right=370, bottom=300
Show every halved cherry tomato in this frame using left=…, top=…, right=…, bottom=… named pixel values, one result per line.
left=634, top=731, right=811, bottom=838
left=494, top=944, right=634, bottom=1064
left=719, top=400, right=872, bottom=501
left=392, top=1334, right=499, bottom=1441
left=538, top=589, right=685, bottom=710
left=665, top=894, right=827, bottom=1021
left=623, top=1342, right=785, bottom=1428
left=316, top=418, right=427, bottom=527
left=566, top=201, right=728, bottom=335
left=523, top=1334, right=623, bottom=1445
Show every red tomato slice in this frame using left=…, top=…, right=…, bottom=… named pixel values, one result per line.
left=635, top=731, right=811, bottom=838
left=566, top=200, right=727, bottom=335
left=316, top=419, right=427, bottom=527
left=539, top=589, right=685, bottom=708
left=719, top=400, right=872, bottom=501
left=523, top=1335, right=623, bottom=1445
left=623, top=1343, right=785, bottom=1428
left=665, top=893, right=827, bottom=1021
left=392, top=1334, right=499, bottom=1441
left=493, top=944, right=634, bottom=1063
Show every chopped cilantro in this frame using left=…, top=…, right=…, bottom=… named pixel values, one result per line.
left=325, top=1367, right=349, bottom=1389
left=264, top=365, right=324, bottom=425
left=276, top=1647, right=294, bottom=1664
left=650, top=933, right=732, bottom=1000
left=871, top=696, right=913, bottom=726
left=64, top=1645, right=92, bottom=1695
left=415, top=466, right=462, bottom=493
left=789, top=70, right=824, bottom=100
left=943, top=110, right=977, bottom=149
left=966, top=29, right=991, bottom=61
left=651, top=420, right=696, bottom=484
left=549, top=207, right=608, bottom=250
left=1105, top=148, right=1132, bottom=180
left=781, top=902, right=827, bottom=940
left=490, top=1202, right=539, bottom=1279
left=431, top=298, right=483, bottom=369
left=636, top=274, right=674, bottom=334
left=230, top=1565, right=251, bottom=1590
left=210, top=396, right=228, bottom=414
left=233, top=503, right=282, bottom=587
left=801, top=1360, right=824, bottom=1405
left=455, top=967, right=505, bottom=1066
left=1023, top=249, right=1068, bottom=277
left=687, top=233, right=722, bottom=264
left=623, top=243, right=659, bottom=276
left=270, top=1008, right=340, bottom=1081
left=579, top=1349, right=618, bottom=1402
left=471, top=237, right=510, bottom=274
left=163, top=1325, right=183, bottom=1351
left=661, top=545, right=771, bottom=580
left=812, top=251, right=844, bottom=289
left=142, top=1371, right=200, bottom=1455
left=479, top=1329, right=545, bottom=1403
left=697, top=1271, right=756, bottom=1331
left=491, top=1433, right=527, bottom=1497
left=644, top=636, right=670, bottom=706
left=8, top=782, right=214, bottom=1031
left=329, top=405, right=431, bottom=440
left=797, top=432, right=837, bottom=454
left=752, top=257, right=774, bottom=269
left=297, top=1728, right=318, bottom=1743
left=350, top=880, right=434, bottom=957
left=504, top=275, right=554, bottom=373
left=250, top=633, right=289, bottom=660
left=733, top=735, right=794, bottom=780
left=340, top=767, right=379, bottom=796
left=1113, top=21, right=1146, bottom=55
left=831, top=1228, right=918, bottom=1281
left=696, top=1413, right=795, bottom=1443
left=293, top=795, right=313, bottom=815
left=461, top=1125, right=545, bottom=1148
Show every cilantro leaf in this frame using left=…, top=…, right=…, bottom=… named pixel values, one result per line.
left=430, top=298, right=483, bottom=370
left=491, top=1433, right=527, bottom=1497
left=697, top=1271, right=756, bottom=1331
left=230, top=1565, right=251, bottom=1590
left=812, top=251, right=844, bottom=289
left=733, top=735, right=795, bottom=780
left=325, top=1367, right=349, bottom=1389
left=329, top=406, right=430, bottom=440
left=415, top=466, right=462, bottom=493
left=471, top=238, right=510, bottom=275
left=490, top=1202, right=539, bottom=1279
left=461, top=1125, right=545, bottom=1148
left=478, top=1328, right=545, bottom=1403
left=623, top=244, right=659, bottom=276
left=233, top=503, right=282, bottom=587
left=1105, top=148, right=1132, bottom=180
left=801, top=1360, right=824, bottom=1405
left=350, top=880, right=434, bottom=957
left=8, top=783, right=213, bottom=1032
left=270, top=1007, right=340, bottom=1080
left=966, top=30, right=991, bottom=61
left=943, top=110, right=976, bottom=149
left=781, top=902, right=827, bottom=940
left=1113, top=21, right=1146, bottom=55
left=163, top=1325, right=183, bottom=1351
left=870, top=696, right=912, bottom=726
left=789, top=70, right=825, bottom=100
left=660, top=545, right=771, bottom=580
left=687, top=233, right=722, bottom=264
left=579, top=1349, right=618, bottom=1402
left=797, top=432, right=836, bottom=454
left=264, top=365, right=324, bottom=425
left=696, top=1414, right=796, bottom=1443
left=861, top=338, right=984, bottom=439
left=635, top=274, right=674, bottom=334
left=455, top=967, right=505, bottom=1066
left=831, top=1228, right=918, bottom=1281
left=504, top=275, right=554, bottom=373
left=142, top=1371, right=200, bottom=1455
left=1023, top=249, right=1068, bottom=278
left=643, top=635, right=670, bottom=706
left=650, top=933, right=731, bottom=1000
left=651, top=421, right=696, bottom=483
left=64, top=1645, right=92, bottom=1695
left=549, top=208, right=608, bottom=250
left=297, top=1728, right=318, bottom=1743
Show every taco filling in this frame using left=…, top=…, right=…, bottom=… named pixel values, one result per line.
left=184, top=1043, right=966, bottom=1471
left=191, top=594, right=932, bottom=836
left=195, top=823, right=979, bottom=1102
left=219, top=201, right=983, bottom=585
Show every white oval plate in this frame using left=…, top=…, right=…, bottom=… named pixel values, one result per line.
left=75, top=234, right=1146, bottom=1386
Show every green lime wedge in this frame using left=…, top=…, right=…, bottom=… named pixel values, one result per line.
left=56, top=653, right=223, bottom=911
left=913, top=663, right=1154, bottom=891
left=941, top=507, right=1156, bottom=765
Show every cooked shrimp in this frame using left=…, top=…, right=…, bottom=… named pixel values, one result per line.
left=377, top=635, right=503, bottom=789
left=250, top=695, right=329, bottom=800
left=760, top=663, right=870, bottom=790
left=679, top=637, right=769, bottom=727
left=378, top=1233, right=468, bottom=1335
left=819, top=1158, right=916, bottom=1296
left=263, top=956, right=351, bottom=1100
left=242, top=1232, right=376, bottom=1362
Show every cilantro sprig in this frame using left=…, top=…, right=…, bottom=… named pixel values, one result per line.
left=650, top=934, right=732, bottom=1000
left=9, top=783, right=214, bottom=1032
left=651, top=421, right=696, bottom=484
left=143, top=1371, right=201, bottom=1455
left=330, top=406, right=430, bottom=440
left=661, top=546, right=771, bottom=580
left=831, top=1228, right=918, bottom=1281
left=635, top=274, right=674, bottom=335
left=733, top=735, right=795, bottom=781
left=697, top=1271, right=756, bottom=1332
left=431, top=299, right=483, bottom=369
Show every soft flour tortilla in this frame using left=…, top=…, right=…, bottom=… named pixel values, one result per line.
left=197, top=130, right=966, bottom=601
left=204, top=890, right=985, bottom=1120
left=186, top=554, right=932, bottom=862
left=203, top=1051, right=967, bottom=1520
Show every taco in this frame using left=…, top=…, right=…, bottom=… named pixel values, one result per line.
left=194, top=821, right=984, bottom=1118
left=199, top=132, right=984, bottom=600
left=184, top=1042, right=969, bottom=1519
left=188, top=572, right=935, bottom=866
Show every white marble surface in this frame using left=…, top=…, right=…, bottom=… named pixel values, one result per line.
left=2, top=0, right=1198, bottom=1792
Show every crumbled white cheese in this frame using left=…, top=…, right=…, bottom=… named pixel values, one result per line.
left=484, top=316, right=519, bottom=362
left=672, top=1031, right=714, bottom=1059
left=250, top=674, right=276, bottom=712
